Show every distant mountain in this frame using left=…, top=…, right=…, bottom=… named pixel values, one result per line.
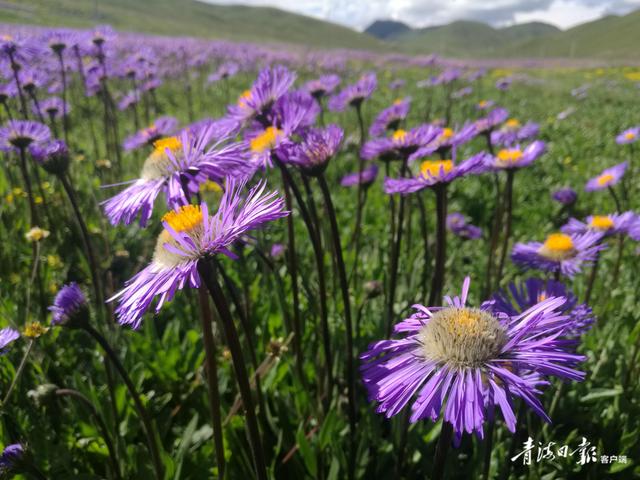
left=364, top=20, right=411, bottom=40
left=500, top=22, right=561, bottom=41
left=0, top=0, right=390, bottom=51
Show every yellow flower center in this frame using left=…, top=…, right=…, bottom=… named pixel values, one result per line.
left=238, top=89, right=252, bottom=107
left=153, top=136, right=182, bottom=154
left=162, top=204, right=204, bottom=233
left=393, top=98, right=403, bottom=105
left=597, top=173, right=614, bottom=186
left=505, top=118, right=521, bottom=129
left=392, top=129, right=407, bottom=142
left=537, top=292, right=547, bottom=302
left=497, top=148, right=523, bottom=165
left=250, top=127, right=283, bottom=153
left=2, top=35, right=13, bottom=41
left=441, top=128, right=454, bottom=139
left=25, top=227, right=50, bottom=243
left=539, top=233, right=576, bottom=260
left=420, top=160, right=453, bottom=179
left=589, top=215, right=614, bottom=230
left=624, top=131, right=636, bottom=140
left=24, top=321, right=48, bottom=338
left=478, top=100, right=488, bottom=107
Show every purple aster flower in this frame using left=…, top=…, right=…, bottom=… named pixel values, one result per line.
left=585, top=161, right=627, bottom=192
left=0, top=443, right=24, bottom=473
left=0, top=120, right=51, bottom=151
left=122, top=116, right=179, bottom=151
left=485, top=140, right=546, bottom=170
left=474, top=108, right=509, bottom=136
left=38, top=96, right=71, bottom=120
left=278, top=124, right=343, bottom=176
left=360, top=277, right=584, bottom=439
left=207, top=62, right=240, bottom=84
left=327, top=72, right=377, bottom=111
left=270, top=243, right=286, bottom=260
left=384, top=151, right=489, bottom=195
left=496, top=77, right=512, bottom=91
left=512, top=231, right=606, bottom=277
left=103, top=125, right=249, bottom=226
left=490, top=119, right=540, bottom=146
left=561, top=212, right=634, bottom=237
left=30, top=139, right=69, bottom=175
left=488, top=278, right=594, bottom=337
left=447, top=213, right=482, bottom=240
left=49, top=282, right=89, bottom=327
left=476, top=100, right=495, bottom=111
left=615, top=127, right=639, bottom=145
left=0, top=327, right=19, bottom=354
left=340, top=163, right=379, bottom=188
left=628, top=215, right=640, bottom=241
left=368, top=98, right=411, bottom=137
left=304, top=74, right=341, bottom=99
left=117, top=91, right=139, bottom=111
left=109, top=179, right=287, bottom=328
left=361, top=125, right=441, bottom=162
left=226, top=65, right=296, bottom=126
left=411, top=124, right=477, bottom=160
left=552, top=188, right=577, bottom=205
left=452, top=86, right=472, bottom=99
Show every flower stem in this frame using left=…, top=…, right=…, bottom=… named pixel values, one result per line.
left=55, top=388, right=121, bottom=480
left=428, top=184, right=448, bottom=305
left=584, top=252, right=600, bottom=304
left=482, top=420, right=495, bottom=480
left=317, top=173, right=356, bottom=463
left=197, top=259, right=268, bottom=480
left=83, top=324, right=164, bottom=480
left=495, top=170, right=515, bottom=286
left=432, top=421, right=453, bottom=480
left=197, top=286, right=226, bottom=479
left=1, top=340, right=34, bottom=407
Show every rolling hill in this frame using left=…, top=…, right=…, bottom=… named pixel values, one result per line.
left=0, top=0, right=389, bottom=51
left=364, top=20, right=411, bottom=40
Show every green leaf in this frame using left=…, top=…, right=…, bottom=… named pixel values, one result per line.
left=296, top=426, right=317, bottom=477
left=580, top=387, right=623, bottom=402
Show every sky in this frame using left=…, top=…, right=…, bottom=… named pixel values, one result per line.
left=202, top=0, right=640, bottom=30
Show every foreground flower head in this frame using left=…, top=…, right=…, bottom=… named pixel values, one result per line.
left=512, top=231, right=605, bottom=277
left=488, top=278, right=595, bottom=337
left=585, top=161, right=627, bottom=192
left=360, top=277, right=584, bottom=439
left=304, top=74, right=341, bottom=99
left=103, top=124, right=248, bottom=226
left=340, top=163, right=379, bottom=188
left=0, top=443, right=24, bottom=475
left=616, top=127, right=639, bottom=145
left=411, top=123, right=477, bottom=159
left=369, top=98, right=411, bottom=137
left=384, top=151, right=489, bottom=195
left=361, top=125, right=441, bottom=162
left=122, top=116, right=179, bottom=151
left=278, top=124, right=343, bottom=175
left=561, top=212, right=634, bottom=237
left=49, top=283, right=89, bottom=327
left=0, top=120, right=51, bottom=151
left=0, top=327, right=20, bottom=354
left=486, top=140, right=546, bottom=170
left=110, top=179, right=287, bottom=328
left=328, top=72, right=377, bottom=111
left=30, top=139, right=69, bottom=175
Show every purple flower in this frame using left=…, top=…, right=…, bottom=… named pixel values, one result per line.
left=411, top=124, right=477, bottom=160
left=369, top=98, right=411, bottom=137
left=226, top=65, right=296, bottom=126
left=447, top=213, right=482, bottom=239
left=0, top=443, right=24, bottom=473
left=452, top=86, right=472, bottom=99
left=561, top=212, right=635, bottom=237
left=0, top=328, right=19, bottom=354
left=496, top=77, right=512, bottom=91
left=103, top=125, right=249, bottom=226
left=327, top=72, right=376, bottom=111
left=485, top=140, right=546, bottom=170
left=615, top=127, right=639, bottom=145
left=384, top=152, right=489, bottom=195
left=487, top=278, right=594, bottom=337
left=278, top=124, right=343, bottom=175
left=474, top=108, right=509, bottom=136
left=490, top=119, right=539, bottom=147
left=207, top=62, right=240, bottom=84
left=512, top=232, right=605, bottom=277
left=38, top=97, right=71, bottom=119
left=552, top=188, right=577, bottom=205
left=109, top=179, right=287, bottom=328
left=340, top=163, right=379, bottom=188
left=360, top=277, right=584, bottom=439
left=122, top=116, right=179, bottom=151
left=304, top=74, right=341, bottom=99
left=361, top=125, right=441, bottom=162
left=389, top=79, right=405, bottom=90
left=0, top=120, right=51, bottom=151
left=585, top=161, right=627, bottom=192
left=49, top=283, right=89, bottom=327
left=30, top=139, right=69, bottom=175
left=476, top=100, right=495, bottom=111
left=270, top=243, right=286, bottom=260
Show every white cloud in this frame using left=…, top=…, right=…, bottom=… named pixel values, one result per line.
left=200, top=0, right=640, bottom=30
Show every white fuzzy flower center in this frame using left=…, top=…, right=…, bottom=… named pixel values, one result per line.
left=141, top=137, right=183, bottom=181
left=417, top=307, right=507, bottom=367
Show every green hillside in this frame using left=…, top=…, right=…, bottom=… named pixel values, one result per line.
left=0, top=0, right=389, bottom=51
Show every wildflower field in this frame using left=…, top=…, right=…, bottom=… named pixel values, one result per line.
left=0, top=24, right=639, bottom=480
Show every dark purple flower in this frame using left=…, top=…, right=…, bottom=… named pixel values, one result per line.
left=49, top=283, right=89, bottom=327
left=304, top=74, right=340, bottom=99
left=447, top=213, right=482, bottom=239
left=278, top=124, right=343, bottom=175
left=552, top=188, right=577, bottom=205
left=30, top=139, right=69, bottom=175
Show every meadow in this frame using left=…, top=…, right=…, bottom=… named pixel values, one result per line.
left=0, top=24, right=638, bottom=480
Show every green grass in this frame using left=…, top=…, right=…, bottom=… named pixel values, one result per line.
left=0, top=0, right=389, bottom=51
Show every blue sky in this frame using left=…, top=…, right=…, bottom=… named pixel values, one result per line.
left=202, top=0, right=640, bottom=30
